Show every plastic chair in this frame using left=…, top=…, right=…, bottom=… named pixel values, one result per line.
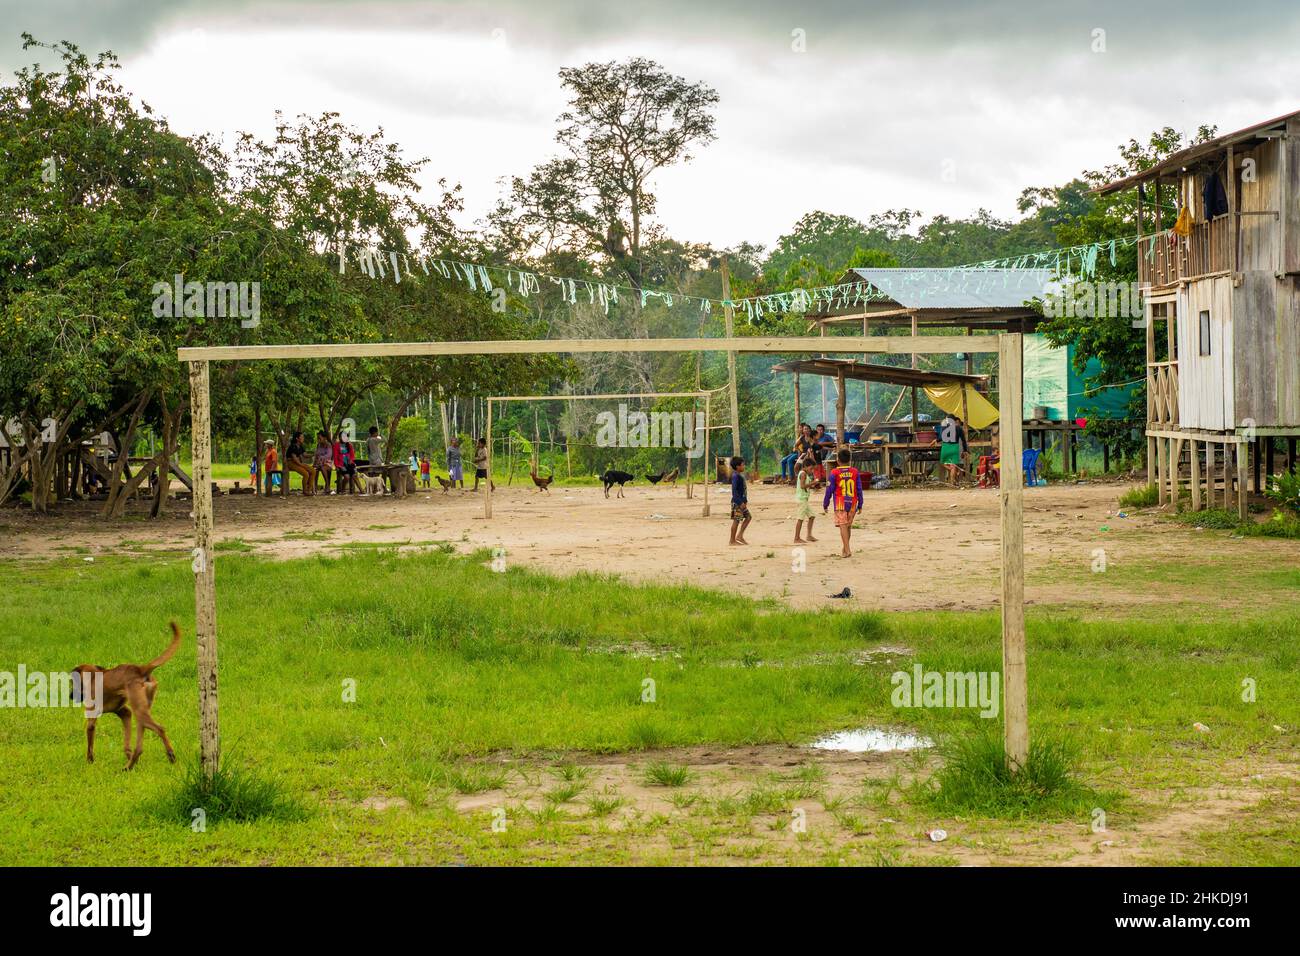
left=1022, top=448, right=1041, bottom=486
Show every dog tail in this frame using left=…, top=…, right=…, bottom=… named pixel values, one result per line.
left=144, top=621, right=183, bottom=673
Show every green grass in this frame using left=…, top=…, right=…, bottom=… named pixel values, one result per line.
left=150, top=757, right=308, bottom=826
left=920, top=731, right=1108, bottom=819
left=1119, top=484, right=1160, bottom=509
left=0, top=545, right=1296, bottom=865
left=643, top=763, right=694, bottom=787
left=1167, top=507, right=1300, bottom=539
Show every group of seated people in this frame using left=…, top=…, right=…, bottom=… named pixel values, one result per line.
left=777, top=416, right=993, bottom=486
left=776, top=423, right=840, bottom=485
left=260, top=428, right=479, bottom=496
left=262, top=426, right=385, bottom=496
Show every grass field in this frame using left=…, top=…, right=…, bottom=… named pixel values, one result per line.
left=1, top=537, right=1296, bottom=866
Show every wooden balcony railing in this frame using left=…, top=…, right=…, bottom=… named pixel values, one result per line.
left=1148, top=361, right=1179, bottom=426
left=1138, top=216, right=1231, bottom=289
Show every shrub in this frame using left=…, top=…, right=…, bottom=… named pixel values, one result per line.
left=1118, top=484, right=1159, bottom=509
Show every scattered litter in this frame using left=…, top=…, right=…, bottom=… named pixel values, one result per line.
left=1099, top=840, right=1115, bottom=847
left=83, top=557, right=94, bottom=562
left=1116, top=511, right=1129, bottom=518
left=647, top=513, right=672, bottom=520
left=927, top=828, right=948, bottom=843
left=1274, top=725, right=1285, bottom=732
left=1099, top=525, right=1111, bottom=532
left=827, top=587, right=852, bottom=599
left=1193, top=722, right=1211, bottom=734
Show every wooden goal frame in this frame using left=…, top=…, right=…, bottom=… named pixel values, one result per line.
left=176, top=334, right=1026, bottom=775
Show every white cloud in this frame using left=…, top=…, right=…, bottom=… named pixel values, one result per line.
left=10, top=0, right=1300, bottom=251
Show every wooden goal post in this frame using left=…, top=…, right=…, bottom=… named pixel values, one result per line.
left=178, top=333, right=1027, bottom=775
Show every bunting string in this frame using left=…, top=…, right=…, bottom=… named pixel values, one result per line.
left=335, top=232, right=1152, bottom=324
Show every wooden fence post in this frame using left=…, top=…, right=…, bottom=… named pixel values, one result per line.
left=187, top=360, right=220, bottom=777
left=998, top=334, right=1028, bottom=771
left=702, top=393, right=711, bottom=517
left=484, top=399, right=493, bottom=519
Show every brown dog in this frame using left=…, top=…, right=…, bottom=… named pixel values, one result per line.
left=71, top=622, right=181, bottom=770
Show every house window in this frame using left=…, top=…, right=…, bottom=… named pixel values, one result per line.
left=1199, top=310, right=1211, bottom=356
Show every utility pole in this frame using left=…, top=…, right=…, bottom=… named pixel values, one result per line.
left=720, top=255, right=742, bottom=458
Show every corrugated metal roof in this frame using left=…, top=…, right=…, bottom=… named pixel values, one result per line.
left=848, top=268, right=1053, bottom=310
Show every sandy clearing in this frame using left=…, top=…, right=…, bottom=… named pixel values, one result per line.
left=4, top=476, right=1296, bottom=613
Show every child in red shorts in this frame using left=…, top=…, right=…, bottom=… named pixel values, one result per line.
left=822, top=448, right=863, bottom=558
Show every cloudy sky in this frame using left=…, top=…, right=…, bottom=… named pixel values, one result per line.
left=5, top=1, right=1300, bottom=251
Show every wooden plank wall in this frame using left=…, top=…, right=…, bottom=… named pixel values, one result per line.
left=1286, top=117, right=1300, bottom=274
left=1179, top=277, right=1235, bottom=430
left=1237, top=141, right=1280, bottom=273
left=1233, top=271, right=1278, bottom=427
left=1274, top=279, right=1300, bottom=426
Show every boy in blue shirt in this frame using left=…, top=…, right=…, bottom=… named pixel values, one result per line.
left=729, top=456, right=751, bottom=546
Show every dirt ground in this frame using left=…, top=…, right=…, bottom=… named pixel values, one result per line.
left=3, top=474, right=1294, bottom=612
left=352, top=744, right=1296, bottom=866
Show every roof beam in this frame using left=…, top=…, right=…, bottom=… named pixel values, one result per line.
left=178, top=335, right=1001, bottom=362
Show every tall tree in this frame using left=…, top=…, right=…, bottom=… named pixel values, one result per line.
left=489, top=58, right=718, bottom=297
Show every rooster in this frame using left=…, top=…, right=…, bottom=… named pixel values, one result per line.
left=645, top=467, right=680, bottom=487
left=530, top=468, right=553, bottom=492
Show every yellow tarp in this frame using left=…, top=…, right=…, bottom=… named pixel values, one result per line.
left=923, top=383, right=999, bottom=430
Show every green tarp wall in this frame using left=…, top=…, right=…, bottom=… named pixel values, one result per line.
left=1022, top=334, right=1134, bottom=421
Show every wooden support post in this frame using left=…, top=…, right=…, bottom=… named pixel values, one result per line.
left=835, top=368, right=847, bottom=450
left=1227, top=144, right=1239, bottom=276
left=793, top=372, right=801, bottom=441
left=484, top=399, right=493, bottom=518
left=702, top=393, right=711, bottom=517
left=187, top=360, right=220, bottom=778
left=998, top=334, right=1028, bottom=772
left=254, top=407, right=262, bottom=496
left=1156, top=435, right=1167, bottom=505
left=819, top=325, right=827, bottom=424
left=1237, top=441, right=1249, bottom=521
left=1170, top=437, right=1181, bottom=504
left=1190, top=438, right=1201, bottom=511
left=720, top=255, right=742, bottom=458
left=909, top=313, right=919, bottom=430
left=686, top=397, right=695, bottom=499
left=1146, top=303, right=1156, bottom=487
left=863, top=317, right=871, bottom=415
left=1252, top=436, right=1261, bottom=493
left=1206, top=440, right=1214, bottom=508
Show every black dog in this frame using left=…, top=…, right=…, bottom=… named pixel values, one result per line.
left=602, top=469, right=634, bottom=498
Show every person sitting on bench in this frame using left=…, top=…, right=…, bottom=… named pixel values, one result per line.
left=285, top=431, right=316, bottom=496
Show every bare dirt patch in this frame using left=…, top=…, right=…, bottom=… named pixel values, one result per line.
left=446, top=744, right=1295, bottom=866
